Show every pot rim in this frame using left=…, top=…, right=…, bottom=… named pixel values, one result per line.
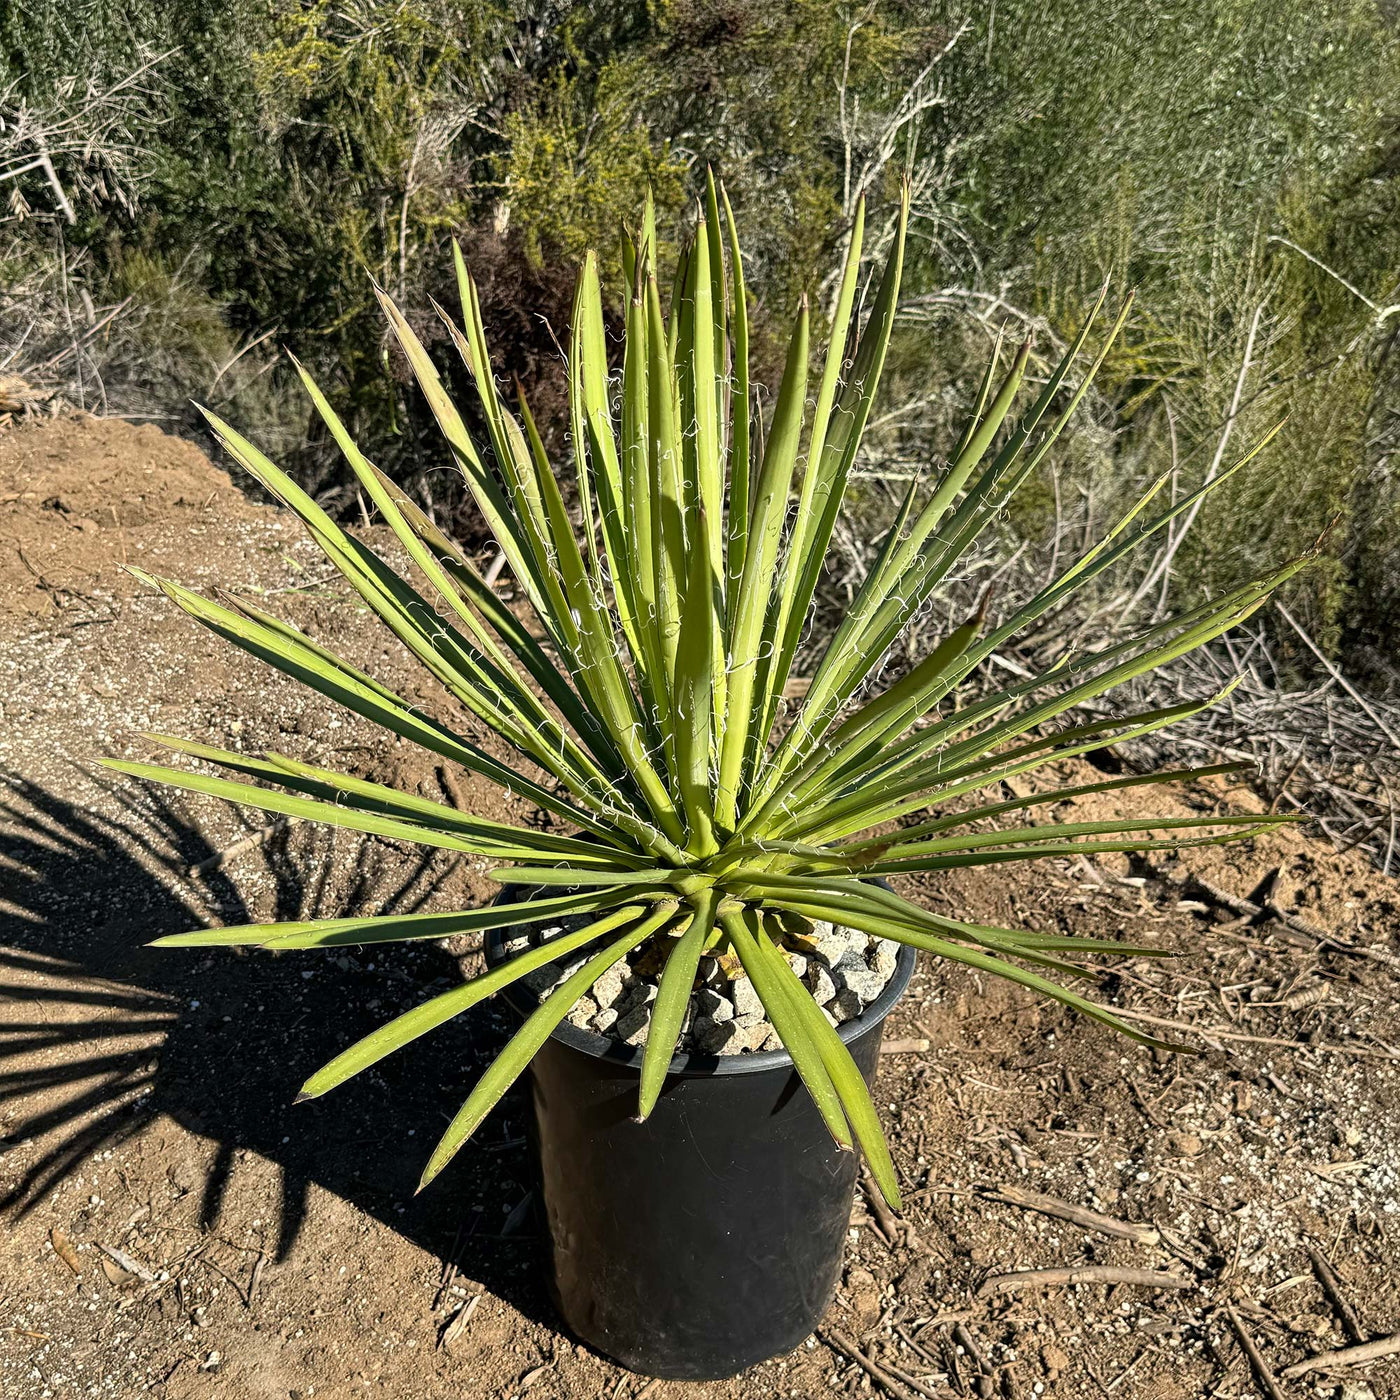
left=483, top=888, right=917, bottom=1079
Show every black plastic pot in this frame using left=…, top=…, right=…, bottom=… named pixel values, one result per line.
left=484, top=914, right=916, bottom=1380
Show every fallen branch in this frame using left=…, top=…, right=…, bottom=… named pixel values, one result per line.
left=975, top=1265, right=1192, bottom=1300
left=982, top=1185, right=1159, bottom=1246
left=1279, top=1331, right=1400, bottom=1379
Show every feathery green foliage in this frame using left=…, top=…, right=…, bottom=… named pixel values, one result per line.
left=120, top=186, right=1306, bottom=1202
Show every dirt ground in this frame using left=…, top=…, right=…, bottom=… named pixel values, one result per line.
left=2, top=413, right=1399, bottom=1400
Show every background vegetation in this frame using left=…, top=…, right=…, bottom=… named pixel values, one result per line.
left=3, top=0, right=1397, bottom=684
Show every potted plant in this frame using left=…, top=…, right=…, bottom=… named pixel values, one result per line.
left=109, top=177, right=1304, bottom=1379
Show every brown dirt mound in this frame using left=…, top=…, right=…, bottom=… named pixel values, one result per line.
left=0, top=413, right=253, bottom=618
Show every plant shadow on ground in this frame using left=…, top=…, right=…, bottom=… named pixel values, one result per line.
left=0, top=771, right=555, bottom=1327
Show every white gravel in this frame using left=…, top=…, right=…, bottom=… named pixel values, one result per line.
left=503, top=915, right=902, bottom=1056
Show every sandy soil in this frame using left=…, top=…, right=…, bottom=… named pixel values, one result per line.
left=2, top=414, right=1398, bottom=1400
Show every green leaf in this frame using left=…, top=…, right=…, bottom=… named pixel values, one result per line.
left=850, top=811, right=1304, bottom=868
left=842, top=761, right=1253, bottom=851
left=756, top=187, right=907, bottom=752
left=149, top=887, right=663, bottom=950
left=763, top=891, right=1189, bottom=1054
left=511, top=370, right=689, bottom=853
left=788, top=562, right=1303, bottom=842
left=721, top=905, right=852, bottom=1151
left=131, top=569, right=627, bottom=848
left=646, top=259, right=686, bottom=711
left=675, top=501, right=718, bottom=854
left=719, top=181, right=752, bottom=602
left=297, top=903, right=653, bottom=1100
left=375, top=269, right=558, bottom=639
left=105, top=755, right=635, bottom=864
left=637, top=888, right=717, bottom=1119
left=753, top=918, right=902, bottom=1207
left=419, top=904, right=677, bottom=1188
left=716, top=298, right=810, bottom=829
left=487, top=866, right=671, bottom=887
left=359, top=461, right=611, bottom=765
left=620, top=249, right=665, bottom=708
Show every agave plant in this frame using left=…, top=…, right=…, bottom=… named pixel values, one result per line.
left=110, top=177, right=1306, bottom=1208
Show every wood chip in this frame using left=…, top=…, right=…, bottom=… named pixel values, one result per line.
left=984, top=1185, right=1160, bottom=1246
left=1279, top=1330, right=1400, bottom=1379
left=101, top=1256, right=140, bottom=1288
left=49, top=1228, right=82, bottom=1276
left=98, top=1242, right=158, bottom=1283
left=975, top=1266, right=1192, bottom=1300
left=438, top=1293, right=479, bottom=1351
left=881, top=1037, right=931, bottom=1055
left=437, top=764, right=468, bottom=811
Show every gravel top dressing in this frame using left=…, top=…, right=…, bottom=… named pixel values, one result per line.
left=505, top=915, right=901, bottom=1054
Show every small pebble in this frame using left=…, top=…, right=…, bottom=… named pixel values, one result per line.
left=692, top=1016, right=746, bottom=1054
left=613, top=1002, right=652, bottom=1046
left=592, top=963, right=627, bottom=1011
left=695, top=987, right=735, bottom=1023
left=831, top=987, right=863, bottom=1022
left=731, top=976, right=764, bottom=1024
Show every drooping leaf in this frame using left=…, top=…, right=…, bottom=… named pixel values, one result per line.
left=419, top=905, right=676, bottom=1188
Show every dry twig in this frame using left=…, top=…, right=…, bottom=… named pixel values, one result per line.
left=1305, top=1242, right=1365, bottom=1344
left=976, top=1266, right=1192, bottom=1300
left=983, top=1184, right=1159, bottom=1246
left=1279, top=1331, right=1400, bottom=1379
left=188, top=818, right=293, bottom=876
left=820, top=1327, right=923, bottom=1400
left=1224, top=1304, right=1287, bottom=1400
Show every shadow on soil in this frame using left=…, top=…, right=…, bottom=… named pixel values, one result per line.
left=0, top=770, right=554, bottom=1327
